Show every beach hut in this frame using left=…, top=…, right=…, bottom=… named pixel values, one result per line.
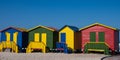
left=26, top=26, right=58, bottom=53
left=80, top=23, right=119, bottom=54
left=0, top=27, right=28, bottom=53
left=56, top=25, right=80, bottom=53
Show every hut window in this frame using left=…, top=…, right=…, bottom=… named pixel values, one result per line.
left=90, top=32, right=96, bottom=42
left=98, top=32, right=105, bottom=42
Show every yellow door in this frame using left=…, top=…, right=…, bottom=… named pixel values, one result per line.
left=41, top=33, right=47, bottom=45
left=5, top=32, right=10, bottom=42
left=34, top=33, right=40, bottom=42
left=13, top=32, right=18, bottom=44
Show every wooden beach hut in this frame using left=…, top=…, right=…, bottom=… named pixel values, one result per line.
left=0, top=27, right=28, bottom=53
left=80, top=23, right=119, bottom=54
left=26, top=26, right=58, bottom=53
left=56, top=25, right=80, bottom=53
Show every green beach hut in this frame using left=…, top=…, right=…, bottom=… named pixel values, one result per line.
left=26, top=25, right=58, bottom=53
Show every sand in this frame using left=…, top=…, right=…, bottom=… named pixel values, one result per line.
left=0, top=52, right=107, bottom=60
left=103, top=55, right=120, bottom=60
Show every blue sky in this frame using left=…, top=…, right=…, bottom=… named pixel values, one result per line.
left=0, top=0, right=120, bottom=30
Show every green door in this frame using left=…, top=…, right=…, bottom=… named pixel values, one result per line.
left=90, top=32, right=96, bottom=42
left=98, top=32, right=105, bottom=42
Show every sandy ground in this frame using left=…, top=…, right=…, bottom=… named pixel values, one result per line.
left=103, top=55, right=120, bottom=60
left=0, top=52, right=108, bottom=60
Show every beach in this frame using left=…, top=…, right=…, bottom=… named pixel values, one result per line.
left=0, top=52, right=107, bottom=60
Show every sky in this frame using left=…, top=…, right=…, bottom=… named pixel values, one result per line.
left=0, top=0, right=120, bottom=30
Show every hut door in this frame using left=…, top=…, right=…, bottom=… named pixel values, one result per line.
left=90, top=32, right=96, bottom=42
left=5, top=32, right=10, bottom=42
left=13, top=32, right=18, bottom=44
left=98, top=32, right=105, bottom=42
left=41, top=33, right=47, bottom=45
left=60, top=33, right=66, bottom=42
left=34, top=33, right=40, bottom=42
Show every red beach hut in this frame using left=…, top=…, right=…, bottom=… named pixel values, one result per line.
left=80, top=23, right=119, bottom=54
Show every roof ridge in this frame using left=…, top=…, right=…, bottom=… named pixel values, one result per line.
left=0, top=27, right=28, bottom=32
left=14, top=27, right=28, bottom=32
left=59, top=25, right=79, bottom=32
left=28, top=25, right=56, bottom=31
left=79, top=23, right=117, bottom=30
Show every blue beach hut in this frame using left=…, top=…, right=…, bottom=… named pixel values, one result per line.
left=0, top=27, right=28, bottom=52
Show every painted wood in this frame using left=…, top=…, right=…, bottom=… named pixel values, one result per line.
left=81, top=24, right=119, bottom=52
left=5, top=32, right=10, bottom=42
left=60, top=33, right=66, bottom=42
left=28, top=26, right=58, bottom=49
left=13, top=32, right=18, bottom=44
left=60, top=27, right=74, bottom=50
left=34, top=33, right=40, bottom=42
left=41, top=33, right=47, bottom=45
left=90, top=32, right=96, bottom=42
left=1, top=27, right=28, bottom=52
left=98, top=32, right=105, bottom=42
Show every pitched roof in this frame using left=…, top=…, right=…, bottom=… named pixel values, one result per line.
left=28, top=25, right=57, bottom=32
left=79, top=23, right=117, bottom=31
left=59, top=25, right=79, bottom=32
left=0, top=27, right=28, bottom=32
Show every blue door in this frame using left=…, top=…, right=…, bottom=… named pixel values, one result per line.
left=61, top=33, right=66, bottom=42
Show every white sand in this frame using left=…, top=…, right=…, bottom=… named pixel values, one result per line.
left=103, top=55, right=120, bottom=60
left=0, top=52, right=107, bottom=60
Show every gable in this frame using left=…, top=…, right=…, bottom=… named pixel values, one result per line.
left=29, top=27, right=54, bottom=33
left=28, top=26, right=56, bottom=32
left=60, top=27, right=74, bottom=33
left=1, top=28, right=21, bottom=33
left=82, top=25, right=115, bottom=32
left=0, top=27, right=27, bottom=32
left=80, top=23, right=117, bottom=31
left=59, top=25, right=78, bottom=32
